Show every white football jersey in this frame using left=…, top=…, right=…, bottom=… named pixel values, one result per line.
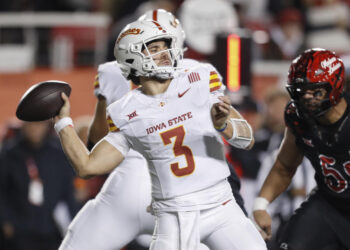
left=104, top=64, right=230, bottom=200
left=94, top=61, right=138, bottom=106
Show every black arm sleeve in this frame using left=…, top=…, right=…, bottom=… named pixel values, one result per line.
left=226, top=160, right=247, bottom=216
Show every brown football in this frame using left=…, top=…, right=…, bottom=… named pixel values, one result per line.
left=16, top=80, right=71, bottom=121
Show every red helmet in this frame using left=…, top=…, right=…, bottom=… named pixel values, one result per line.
left=286, top=48, right=345, bottom=116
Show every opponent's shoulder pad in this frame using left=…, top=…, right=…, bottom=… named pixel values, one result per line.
left=284, top=101, right=303, bottom=132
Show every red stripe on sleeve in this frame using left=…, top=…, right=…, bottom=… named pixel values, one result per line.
left=210, top=86, right=221, bottom=92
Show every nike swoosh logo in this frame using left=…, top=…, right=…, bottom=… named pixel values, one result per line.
left=178, top=88, right=190, bottom=98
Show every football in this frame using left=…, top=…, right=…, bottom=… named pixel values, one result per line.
left=16, top=80, right=71, bottom=121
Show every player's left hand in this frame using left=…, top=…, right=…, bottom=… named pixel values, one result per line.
left=211, top=96, right=231, bottom=129
left=253, top=210, right=272, bottom=240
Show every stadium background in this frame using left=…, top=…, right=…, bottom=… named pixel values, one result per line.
left=0, top=0, right=349, bottom=249
left=4, top=0, right=348, bottom=132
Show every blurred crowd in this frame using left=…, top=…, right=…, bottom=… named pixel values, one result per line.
left=0, top=0, right=350, bottom=249
left=1, top=0, right=349, bottom=65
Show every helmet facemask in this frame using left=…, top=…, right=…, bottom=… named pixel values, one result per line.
left=114, top=20, right=183, bottom=83
left=286, top=80, right=333, bottom=117
left=139, top=37, right=183, bottom=80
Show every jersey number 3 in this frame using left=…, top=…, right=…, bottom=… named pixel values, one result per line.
left=160, top=126, right=195, bottom=177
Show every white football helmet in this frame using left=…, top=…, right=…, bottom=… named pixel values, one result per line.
left=138, top=9, right=186, bottom=49
left=114, top=19, right=183, bottom=80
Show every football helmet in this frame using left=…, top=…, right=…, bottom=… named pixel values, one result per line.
left=114, top=19, right=183, bottom=80
left=138, top=9, right=186, bottom=50
left=286, top=48, right=345, bottom=117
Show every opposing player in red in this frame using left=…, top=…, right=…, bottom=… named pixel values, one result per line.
left=55, top=18, right=266, bottom=250
left=253, top=48, right=350, bottom=249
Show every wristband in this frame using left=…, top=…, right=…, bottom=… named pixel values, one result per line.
left=229, top=119, right=238, bottom=140
left=54, top=117, right=73, bottom=134
left=253, top=197, right=270, bottom=211
left=214, top=122, right=227, bottom=132
left=226, top=118, right=252, bottom=149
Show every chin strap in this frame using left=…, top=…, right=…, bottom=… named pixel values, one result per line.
left=296, top=100, right=345, bottom=147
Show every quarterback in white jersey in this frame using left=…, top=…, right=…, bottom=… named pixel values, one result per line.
left=106, top=63, right=234, bottom=201
left=54, top=19, right=266, bottom=249
left=59, top=60, right=227, bottom=250
left=59, top=9, right=223, bottom=250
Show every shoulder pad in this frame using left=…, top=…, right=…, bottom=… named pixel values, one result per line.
left=284, top=101, right=305, bottom=135
left=285, top=101, right=299, bottom=125
left=209, top=70, right=223, bottom=92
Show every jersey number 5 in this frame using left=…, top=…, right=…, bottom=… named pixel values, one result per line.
left=320, top=155, right=350, bottom=193
left=160, top=126, right=195, bottom=177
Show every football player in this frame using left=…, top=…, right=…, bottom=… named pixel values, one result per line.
left=55, top=19, right=266, bottom=250
left=59, top=9, right=247, bottom=250
left=253, top=48, right=350, bottom=249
